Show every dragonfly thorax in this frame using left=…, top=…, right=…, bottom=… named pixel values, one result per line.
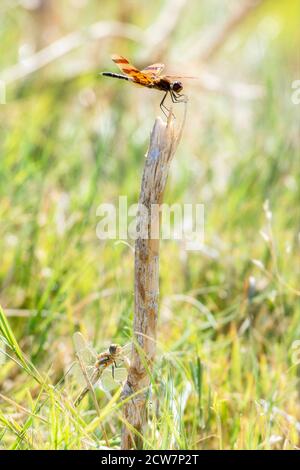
left=96, top=352, right=111, bottom=367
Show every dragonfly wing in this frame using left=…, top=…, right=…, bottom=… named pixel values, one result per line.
left=99, top=367, right=128, bottom=391
left=73, top=332, right=97, bottom=365
left=119, top=342, right=132, bottom=358
left=111, top=54, right=140, bottom=75
left=111, top=54, right=154, bottom=86
left=141, top=63, right=165, bottom=77
left=70, top=362, right=97, bottom=388
left=164, top=75, right=200, bottom=80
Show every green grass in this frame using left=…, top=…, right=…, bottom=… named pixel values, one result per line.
left=0, top=0, right=300, bottom=450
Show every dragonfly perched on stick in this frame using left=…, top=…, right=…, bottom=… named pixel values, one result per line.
left=72, top=332, right=130, bottom=407
left=101, top=55, right=198, bottom=117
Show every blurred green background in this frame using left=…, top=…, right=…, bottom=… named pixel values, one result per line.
left=0, top=0, right=300, bottom=450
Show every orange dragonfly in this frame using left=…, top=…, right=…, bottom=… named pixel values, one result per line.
left=101, top=54, right=193, bottom=116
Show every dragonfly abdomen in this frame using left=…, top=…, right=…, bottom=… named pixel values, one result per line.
left=102, top=72, right=132, bottom=82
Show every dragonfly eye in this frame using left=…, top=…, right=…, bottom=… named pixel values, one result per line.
left=109, top=344, right=118, bottom=354
left=172, top=81, right=183, bottom=93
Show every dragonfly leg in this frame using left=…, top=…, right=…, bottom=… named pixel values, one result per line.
left=170, top=90, right=188, bottom=104
left=160, top=91, right=169, bottom=117
left=160, top=92, right=176, bottom=118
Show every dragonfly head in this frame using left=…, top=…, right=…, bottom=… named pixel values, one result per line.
left=171, top=81, right=183, bottom=93
left=109, top=343, right=120, bottom=355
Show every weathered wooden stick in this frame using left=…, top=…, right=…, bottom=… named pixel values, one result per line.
left=121, top=108, right=186, bottom=450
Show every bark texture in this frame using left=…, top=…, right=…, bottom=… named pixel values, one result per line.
left=121, top=110, right=186, bottom=449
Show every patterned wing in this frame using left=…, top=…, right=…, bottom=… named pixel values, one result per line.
left=111, top=54, right=154, bottom=86
left=141, top=63, right=165, bottom=77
